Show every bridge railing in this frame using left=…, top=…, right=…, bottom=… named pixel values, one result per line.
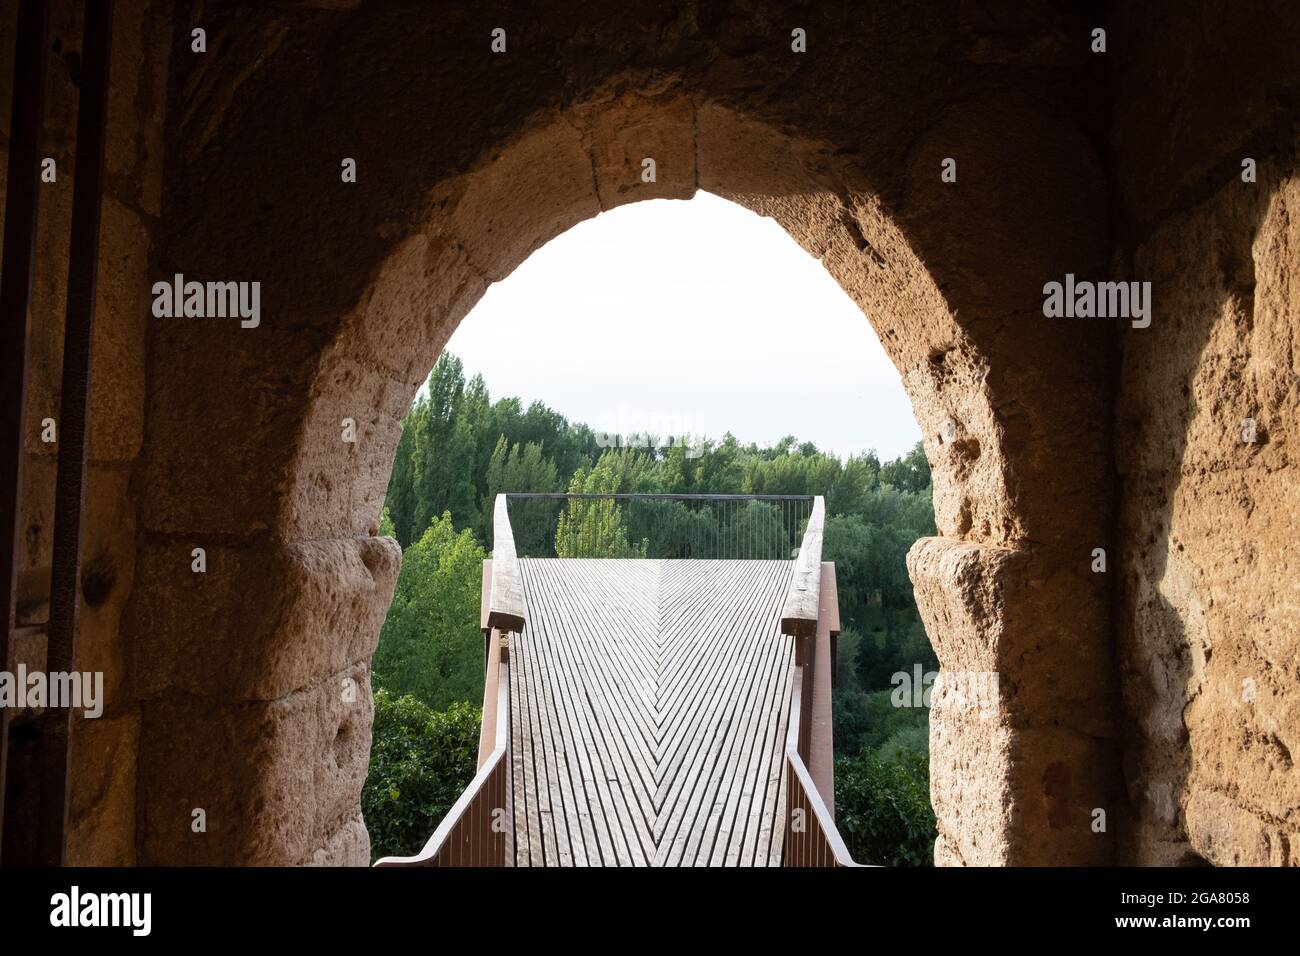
left=503, top=492, right=815, bottom=560
left=780, top=495, right=824, bottom=639
left=373, top=640, right=512, bottom=867
left=486, top=494, right=525, bottom=633
left=783, top=668, right=860, bottom=867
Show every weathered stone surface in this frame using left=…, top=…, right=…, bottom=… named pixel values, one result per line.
left=131, top=535, right=400, bottom=701
left=16, top=455, right=55, bottom=577
left=104, top=0, right=171, bottom=217
left=303, top=811, right=370, bottom=867
left=1109, top=1, right=1300, bottom=226
left=909, top=537, right=1113, bottom=723
left=911, top=536, right=1118, bottom=864
left=66, top=711, right=140, bottom=865
left=1116, top=166, right=1300, bottom=864
left=11, top=0, right=1294, bottom=869
left=86, top=196, right=150, bottom=462
left=137, top=662, right=373, bottom=866
left=6, top=0, right=166, bottom=867
left=928, top=702, right=1014, bottom=866
left=441, top=117, right=602, bottom=283
left=76, top=463, right=137, bottom=707
left=581, top=90, right=697, bottom=208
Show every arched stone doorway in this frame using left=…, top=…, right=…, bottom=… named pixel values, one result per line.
left=128, top=7, right=1118, bottom=865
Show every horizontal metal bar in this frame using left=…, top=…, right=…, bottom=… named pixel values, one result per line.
left=504, top=493, right=815, bottom=502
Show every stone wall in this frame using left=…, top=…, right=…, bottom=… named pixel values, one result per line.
left=0, top=0, right=1295, bottom=867
left=1109, top=0, right=1300, bottom=865
left=137, top=0, right=1115, bottom=866
left=1, top=0, right=171, bottom=863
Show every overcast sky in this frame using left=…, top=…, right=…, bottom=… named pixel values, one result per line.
left=441, top=191, right=921, bottom=462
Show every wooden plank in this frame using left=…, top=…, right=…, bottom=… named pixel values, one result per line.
left=524, top=559, right=651, bottom=865
left=476, top=628, right=503, bottom=770
left=541, top=559, right=660, bottom=863
left=780, top=496, right=824, bottom=637
left=502, top=556, right=804, bottom=866
left=658, top=561, right=789, bottom=865
left=487, top=494, right=526, bottom=633
left=703, top=564, right=792, bottom=865
left=781, top=667, right=860, bottom=867
left=718, top=568, right=795, bottom=865
left=516, top=560, right=584, bottom=866
left=651, top=562, right=775, bottom=864
left=510, top=619, right=543, bottom=865
left=522, top=559, right=656, bottom=863
left=809, top=561, right=838, bottom=815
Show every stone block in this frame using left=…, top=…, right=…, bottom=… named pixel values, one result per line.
left=66, top=710, right=140, bottom=865
left=137, top=662, right=373, bottom=865
left=131, top=535, right=400, bottom=701
left=582, top=91, right=696, bottom=208
left=441, top=116, right=601, bottom=282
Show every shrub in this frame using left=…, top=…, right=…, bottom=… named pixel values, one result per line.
left=362, top=689, right=481, bottom=862
left=834, top=747, right=936, bottom=867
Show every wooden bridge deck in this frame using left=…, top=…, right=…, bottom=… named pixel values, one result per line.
left=509, top=558, right=796, bottom=866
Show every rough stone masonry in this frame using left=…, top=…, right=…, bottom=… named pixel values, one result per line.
left=0, top=0, right=1296, bottom=866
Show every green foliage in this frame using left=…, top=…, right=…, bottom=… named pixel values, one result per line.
left=554, top=455, right=648, bottom=558
left=373, top=353, right=943, bottom=865
left=485, top=437, right=562, bottom=556
left=878, top=442, right=932, bottom=494
left=362, top=690, right=481, bottom=862
left=382, top=354, right=601, bottom=548
left=371, top=512, right=487, bottom=710
left=835, top=746, right=936, bottom=867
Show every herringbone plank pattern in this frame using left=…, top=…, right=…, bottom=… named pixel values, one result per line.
left=509, top=558, right=795, bottom=866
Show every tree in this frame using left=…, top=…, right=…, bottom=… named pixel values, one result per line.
left=485, top=437, right=562, bottom=556
left=879, top=441, right=931, bottom=493
left=834, top=746, right=935, bottom=866
left=554, top=455, right=646, bottom=558
left=371, top=512, right=487, bottom=710
left=362, top=691, right=480, bottom=862
left=384, top=405, right=423, bottom=547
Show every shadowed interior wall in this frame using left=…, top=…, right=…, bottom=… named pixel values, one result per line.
left=1108, top=0, right=1300, bottom=865
left=0, top=0, right=1294, bottom=867
left=133, top=0, right=1116, bottom=866
left=1, top=0, right=170, bottom=865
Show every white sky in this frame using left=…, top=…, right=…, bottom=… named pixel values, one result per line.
left=442, top=191, right=921, bottom=462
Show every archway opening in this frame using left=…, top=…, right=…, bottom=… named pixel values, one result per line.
left=134, top=88, right=1118, bottom=868
left=361, top=189, right=940, bottom=866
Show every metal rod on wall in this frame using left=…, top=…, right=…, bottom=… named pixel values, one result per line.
left=37, top=0, right=114, bottom=867
left=0, top=0, right=50, bottom=865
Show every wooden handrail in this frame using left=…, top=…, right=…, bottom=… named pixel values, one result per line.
left=487, top=494, right=525, bottom=633
left=782, top=668, right=861, bottom=867
left=374, top=655, right=512, bottom=867
left=781, top=495, right=824, bottom=637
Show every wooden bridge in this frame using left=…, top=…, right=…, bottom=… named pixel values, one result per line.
left=375, top=495, right=857, bottom=867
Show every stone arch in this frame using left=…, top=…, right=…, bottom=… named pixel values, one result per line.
left=133, top=8, right=1118, bottom=865
left=295, top=95, right=1016, bottom=548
